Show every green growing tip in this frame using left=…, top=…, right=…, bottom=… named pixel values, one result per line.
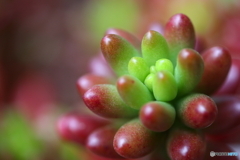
left=150, top=66, right=157, bottom=74
left=155, top=58, right=174, bottom=74
left=144, top=73, right=155, bottom=92
left=128, top=57, right=149, bottom=82
left=153, top=71, right=178, bottom=101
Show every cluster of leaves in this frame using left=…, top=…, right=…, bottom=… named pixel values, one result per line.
left=58, top=14, right=233, bottom=160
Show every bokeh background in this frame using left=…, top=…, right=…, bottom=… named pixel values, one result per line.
left=0, top=0, right=239, bottom=159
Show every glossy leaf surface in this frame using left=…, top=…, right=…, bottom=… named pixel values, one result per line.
left=164, top=14, right=195, bottom=65
left=176, top=94, right=217, bottom=129
left=57, top=113, right=109, bottom=145
left=142, top=30, right=170, bottom=66
left=76, top=74, right=113, bottom=96
left=106, top=28, right=141, bottom=51
left=214, top=58, right=240, bottom=95
left=140, top=101, right=176, bottom=132
left=117, top=75, right=153, bottom=109
left=128, top=57, right=149, bottom=82
left=195, top=47, right=231, bottom=95
left=167, top=127, right=206, bottom=160
left=174, top=49, right=203, bottom=97
left=101, top=34, right=140, bottom=76
left=83, top=84, right=138, bottom=118
left=153, top=71, right=177, bottom=101
left=86, top=125, right=123, bottom=159
left=204, top=96, right=240, bottom=134
left=113, top=119, right=157, bottom=159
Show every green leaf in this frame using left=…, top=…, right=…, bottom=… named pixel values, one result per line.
left=0, top=111, right=44, bottom=160
left=144, top=73, right=155, bottom=92
left=128, top=57, right=149, bottom=82
left=142, top=30, right=170, bottom=66
left=174, top=49, right=204, bottom=97
left=117, top=75, right=154, bottom=109
left=153, top=71, right=177, bottom=101
left=155, top=58, right=174, bottom=74
left=101, top=34, right=140, bottom=76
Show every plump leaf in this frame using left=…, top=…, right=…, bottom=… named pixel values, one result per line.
left=142, top=30, right=170, bottom=66
left=117, top=75, right=154, bottom=109
left=83, top=84, right=138, bottom=118
left=195, top=47, right=231, bottom=95
left=128, top=57, right=149, bottom=82
left=101, top=34, right=140, bottom=76
left=106, top=28, right=141, bottom=51
left=174, top=48, right=203, bottom=97
left=164, top=14, right=195, bottom=66
left=153, top=71, right=177, bottom=101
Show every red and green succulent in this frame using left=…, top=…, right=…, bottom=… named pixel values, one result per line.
left=57, top=13, right=239, bottom=160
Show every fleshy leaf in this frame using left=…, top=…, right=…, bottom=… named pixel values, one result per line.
left=155, top=58, right=174, bottom=74
left=86, top=124, right=124, bottom=159
left=101, top=34, right=140, bottom=76
left=174, top=48, right=204, bottom=97
left=76, top=74, right=113, bottom=96
left=142, top=30, right=170, bottom=66
left=106, top=28, right=141, bottom=51
left=144, top=73, right=155, bottom=92
left=167, top=126, right=206, bottom=160
left=140, top=101, right=176, bottom=132
left=113, top=119, right=158, bottom=159
left=128, top=57, right=149, bottom=82
left=83, top=84, right=138, bottom=118
left=57, top=113, right=109, bottom=145
left=152, top=71, right=177, bottom=101
left=150, top=66, right=157, bottom=73
left=195, top=47, right=231, bottom=95
left=204, top=96, right=240, bottom=134
left=164, top=14, right=195, bottom=66
left=176, top=94, right=217, bottom=129
left=117, top=75, right=154, bottom=109
left=214, top=58, right=240, bottom=95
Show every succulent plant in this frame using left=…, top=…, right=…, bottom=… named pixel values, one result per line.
left=57, top=13, right=239, bottom=160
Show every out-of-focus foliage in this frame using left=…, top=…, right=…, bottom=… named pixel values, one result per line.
left=0, top=110, right=44, bottom=160
left=84, top=0, right=141, bottom=44
left=0, top=110, right=83, bottom=160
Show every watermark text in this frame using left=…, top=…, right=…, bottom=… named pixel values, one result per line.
left=210, top=151, right=238, bottom=157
